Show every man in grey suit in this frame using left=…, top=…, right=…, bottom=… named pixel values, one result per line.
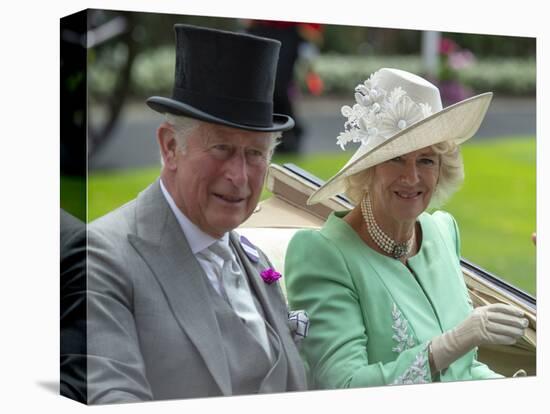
left=87, top=24, right=307, bottom=404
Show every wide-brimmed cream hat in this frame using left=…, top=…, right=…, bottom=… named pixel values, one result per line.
left=307, top=67, right=492, bottom=205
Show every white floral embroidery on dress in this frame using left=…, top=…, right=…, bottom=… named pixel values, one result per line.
left=392, top=344, right=431, bottom=385
left=391, top=303, right=416, bottom=353
left=336, top=71, right=433, bottom=151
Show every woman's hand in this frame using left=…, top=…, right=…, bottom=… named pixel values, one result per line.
left=430, top=303, right=528, bottom=372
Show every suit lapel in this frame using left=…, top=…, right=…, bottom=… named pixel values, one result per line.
left=128, top=181, right=232, bottom=395
left=230, top=232, right=305, bottom=387
left=230, top=232, right=286, bottom=336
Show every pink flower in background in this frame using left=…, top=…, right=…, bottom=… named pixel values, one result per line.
left=448, top=49, right=476, bottom=70
left=438, top=37, right=476, bottom=104
left=438, top=81, right=470, bottom=104
left=439, top=37, right=457, bottom=55
left=439, top=37, right=475, bottom=71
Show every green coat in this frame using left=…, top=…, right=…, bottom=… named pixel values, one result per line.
left=285, top=210, right=501, bottom=389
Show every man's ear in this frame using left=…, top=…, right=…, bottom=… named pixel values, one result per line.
left=157, top=122, right=179, bottom=170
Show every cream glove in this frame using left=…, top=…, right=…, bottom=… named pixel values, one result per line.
left=430, top=303, right=528, bottom=372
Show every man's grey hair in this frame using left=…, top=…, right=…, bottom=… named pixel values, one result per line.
left=164, top=114, right=201, bottom=152
left=160, top=114, right=282, bottom=165
left=343, top=141, right=464, bottom=209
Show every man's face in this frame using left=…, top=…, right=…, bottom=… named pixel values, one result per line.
left=169, top=122, right=272, bottom=238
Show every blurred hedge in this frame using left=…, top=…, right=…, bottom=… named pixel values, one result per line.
left=89, top=48, right=535, bottom=100
left=299, top=55, right=535, bottom=96
left=457, top=58, right=536, bottom=95
left=296, top=54, right=423, bottom=95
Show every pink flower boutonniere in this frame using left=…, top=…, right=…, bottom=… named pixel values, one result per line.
left=260, top=268, right=282, bottom=285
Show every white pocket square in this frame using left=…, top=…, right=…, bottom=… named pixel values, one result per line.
left=288, top=310, right=309, bottom=345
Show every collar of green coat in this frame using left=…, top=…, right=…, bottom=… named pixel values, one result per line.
left=319, top=210, right=470, bottom=337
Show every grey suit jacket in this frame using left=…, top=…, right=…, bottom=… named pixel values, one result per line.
left=87, top=180, right=306, bottom=404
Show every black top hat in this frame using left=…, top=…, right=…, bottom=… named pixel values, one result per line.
left=147, top=24, right=294, bottom=132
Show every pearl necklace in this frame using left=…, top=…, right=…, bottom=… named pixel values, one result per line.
left=360, top=195, right=415, bottom=259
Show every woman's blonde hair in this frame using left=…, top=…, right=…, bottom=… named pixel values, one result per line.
left=343, top=141, right=464, bottom=209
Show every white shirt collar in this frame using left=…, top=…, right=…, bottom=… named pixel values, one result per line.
left=159, top=179, right=229, bottom=254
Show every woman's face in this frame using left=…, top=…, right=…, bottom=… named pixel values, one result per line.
left=370, top=146, right=440, bottom=224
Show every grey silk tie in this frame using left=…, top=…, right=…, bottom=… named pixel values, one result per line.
left=208, top=240, right=272, bottom=360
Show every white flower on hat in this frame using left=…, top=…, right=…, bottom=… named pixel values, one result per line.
left=337, top=72, right=434, bottom=150
left=354, top=73, right=386, bottom=108
left=378, top=88, right=432, bottom=137
left=336, top=104, right=369, bottom=150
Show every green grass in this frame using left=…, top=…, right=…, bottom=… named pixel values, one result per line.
left=445, top=137, right=536, bottom=295
left=88, top=166, right=161, bottom=221
left=87, top=136, right=536, bottom=295
left=60, top=175, right=86, bottom=222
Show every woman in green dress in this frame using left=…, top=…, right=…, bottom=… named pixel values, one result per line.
left=285, top=68, right=528, bottom=388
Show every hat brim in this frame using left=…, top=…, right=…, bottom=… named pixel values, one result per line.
left=146, top=96, right=295, bottom=132
left=308, top=92, right=493, bottom=205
